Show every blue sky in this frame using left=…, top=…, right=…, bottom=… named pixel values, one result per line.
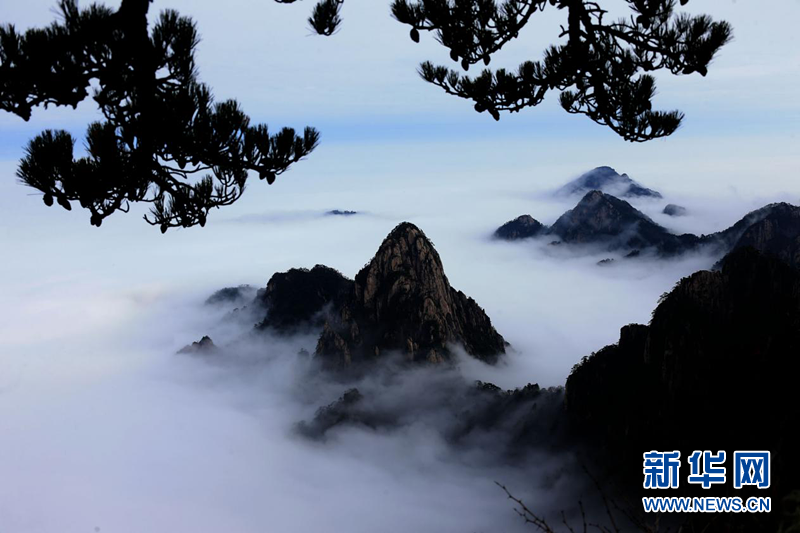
left=2, top=0, right=799, bottom=242
left=1, top=0, right=799, bottom=216
left=2, top=0, right=799, bottom=287
left=2, top=0, right=800, bottom=148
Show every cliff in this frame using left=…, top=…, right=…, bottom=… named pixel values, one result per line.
left=254, top=223, right=507, bottom=368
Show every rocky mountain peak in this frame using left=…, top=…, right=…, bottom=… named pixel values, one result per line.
left=315, top=222, right=507, bottom=366
left=223, top=222, right=507, bottom=369
left=354, top=223, right=450, bottom=320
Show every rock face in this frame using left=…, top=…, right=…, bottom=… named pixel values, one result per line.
left=555, top=166, right=662, bottom=199
left=547, top=190, right=699, bottom=253
left=316, top=223, right=507, bottom=366
left=494, top=215, right=546, bottom=240
left=256, top=223, right=506, bottom=368
left=662, top=203, right=687, bottom=217
left=566, top=247, right=800, bottom=495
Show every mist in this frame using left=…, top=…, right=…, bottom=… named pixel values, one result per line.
left=2, top=0, right=799, bottom=526
left=5, top=139, right=795, bottom=532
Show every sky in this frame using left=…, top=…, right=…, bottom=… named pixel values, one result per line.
left=1, top=1, right=799, bottom=532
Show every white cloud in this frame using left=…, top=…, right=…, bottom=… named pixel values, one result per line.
left=1, top=1, right=799, bottom=530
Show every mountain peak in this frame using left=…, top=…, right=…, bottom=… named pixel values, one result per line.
left=580, top=189, right=607, bottom=203
left=730, top=202, right=800, bottom=268
left=494, top=215, right=545, bottom=240
left=355, top=222, right=447, bottom=316
left=550, top=191, right=659, bottom=243
left=386, top=221, right=425, bottom=239
left=332, top=222, right=505, bottom=364
left=493, top=195, right=799, bottom=260
left=546, top=191, right=702, bottom=254
left=246, top=222, right=506, bottom=368
left=556, top=167, right=662, bottom=199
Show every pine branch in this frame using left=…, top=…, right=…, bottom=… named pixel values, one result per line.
left=2, top=0, right=319, bottom=230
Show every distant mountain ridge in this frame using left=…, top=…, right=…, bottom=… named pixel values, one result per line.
left=496, top=190, right=800, bottom=259
left=555, top=166, right=662, bottom=199
left=496, top=190, right=699, bottom=254
left=547, top=190, right=700, bottom=253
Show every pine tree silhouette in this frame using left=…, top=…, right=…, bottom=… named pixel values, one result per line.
left=1, top=0, right=319, bottom=231
left=283, top=0, right=732, bottom=142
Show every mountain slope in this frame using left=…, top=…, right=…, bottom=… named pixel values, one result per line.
left=494, top=215, right=545, bottom=240
left=566, top=246, right=800, bottom=497
left=726, top=202, right=800, bottom=267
